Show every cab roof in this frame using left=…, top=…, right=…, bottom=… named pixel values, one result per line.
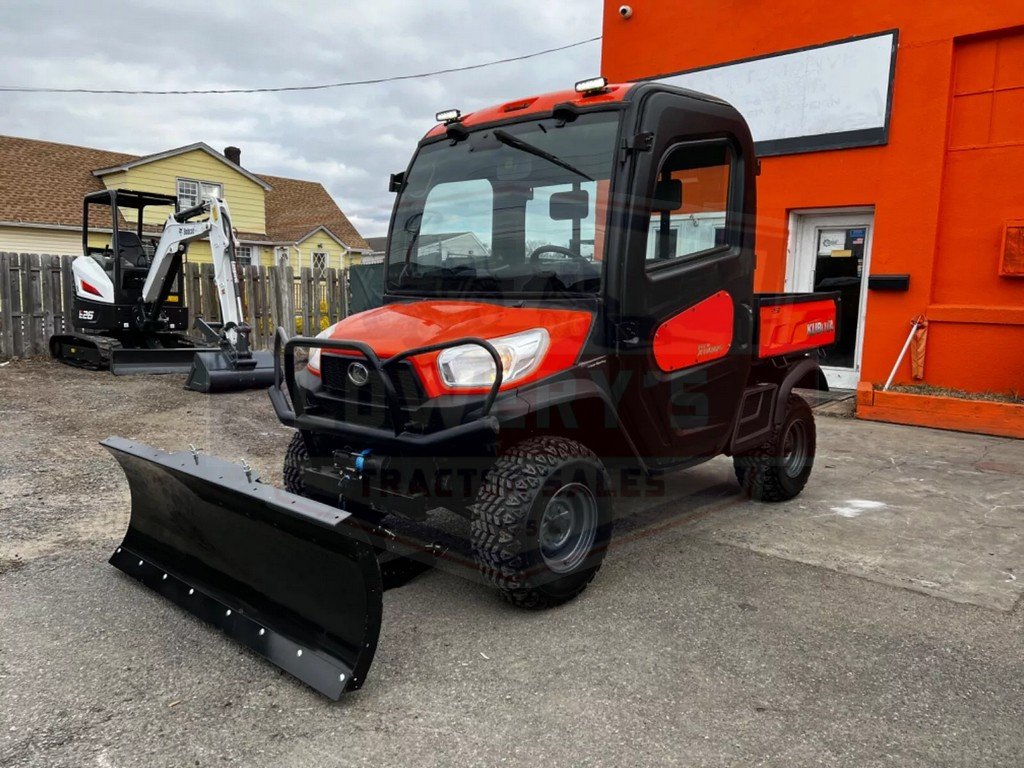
left=423, top=83, right=636, bottom=140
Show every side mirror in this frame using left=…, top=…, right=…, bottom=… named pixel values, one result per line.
left=389, top=172, right=405, bottom=193
left=651, top=178, right=682, bottom=212
left=550, top=189, right=589, bottom=221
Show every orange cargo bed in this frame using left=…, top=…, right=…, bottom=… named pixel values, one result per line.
left=753, top=292, right=840, bottom=359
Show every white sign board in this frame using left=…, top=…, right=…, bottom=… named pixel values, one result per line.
left=653, top=32, right=896, bottom=155
left=817, top=229, right=848, bottom=256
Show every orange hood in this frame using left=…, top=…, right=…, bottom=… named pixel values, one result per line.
left=320, top=300, right=593, bottom=395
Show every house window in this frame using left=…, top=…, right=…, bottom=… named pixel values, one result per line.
left=177, top=178, right=224, bottom=210
left=311, top=249, right=328, bottom=277
left=235, top=245, right=253, bottom=265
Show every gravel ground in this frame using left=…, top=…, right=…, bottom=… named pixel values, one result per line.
left=0, top=358, right=1021, bottom=768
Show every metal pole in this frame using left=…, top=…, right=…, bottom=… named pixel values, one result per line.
left=883, top=317, right=922, bottom=391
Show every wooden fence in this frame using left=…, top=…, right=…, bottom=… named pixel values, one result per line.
left=0, top=253, right=381, bottom=359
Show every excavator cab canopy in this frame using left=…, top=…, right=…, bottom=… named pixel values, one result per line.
left=82, top=189, right=179, bottom=297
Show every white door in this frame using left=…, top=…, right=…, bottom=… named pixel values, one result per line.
left=786, top=210, right=874, bottom=390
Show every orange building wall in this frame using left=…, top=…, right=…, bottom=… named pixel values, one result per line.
left=601, top=1, right=1024, bottom=395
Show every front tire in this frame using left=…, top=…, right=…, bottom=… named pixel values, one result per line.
left=283, top=431, right=310, bottom=496
left=734, top=394, right=816, bottom=502
left=470, top=436, right=613, bottom=609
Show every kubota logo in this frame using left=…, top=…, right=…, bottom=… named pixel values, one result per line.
left=806, top=319, right=835, bottom=336
left=348, top=362, right=370, bottom=387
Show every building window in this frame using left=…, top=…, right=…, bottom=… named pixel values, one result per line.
left=177, top=178, right=224, bottom=210
left=235, top=245, right=253, bottom=265
left=311, top=249, right=328, bottom=277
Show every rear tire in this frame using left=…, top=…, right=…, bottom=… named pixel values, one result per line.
left=734, top=394, right=815, bottom=502
left=470, top=436, right=613, bottom=609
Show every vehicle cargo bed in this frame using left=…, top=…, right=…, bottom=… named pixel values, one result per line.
left=753, top=292, right=840, bottom=359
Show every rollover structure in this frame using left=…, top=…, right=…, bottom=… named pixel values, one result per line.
left=107, top=78, right=839, bottom=697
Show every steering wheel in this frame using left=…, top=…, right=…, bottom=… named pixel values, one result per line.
left=528, top=244, right=588, bottom=263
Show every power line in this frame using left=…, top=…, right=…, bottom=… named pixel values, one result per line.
left=0, top=36, right=601, bottom=95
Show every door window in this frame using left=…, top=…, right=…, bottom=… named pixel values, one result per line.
left=645, top=143, right=732, bottom=265
left=812, top=226, right=868, bottom=370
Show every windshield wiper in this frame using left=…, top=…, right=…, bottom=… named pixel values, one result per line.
left=493, top=129, right=593, bottom=181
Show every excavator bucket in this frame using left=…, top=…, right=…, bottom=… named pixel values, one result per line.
left=184, top=349, right=276, bottom=393
left=103, top=436, right=384, bottom=699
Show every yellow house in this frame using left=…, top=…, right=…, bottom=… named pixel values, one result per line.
left=0, top=136, right=369, bottom=269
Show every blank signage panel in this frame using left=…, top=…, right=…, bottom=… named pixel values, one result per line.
left=653, top=32, right=897, bottom=156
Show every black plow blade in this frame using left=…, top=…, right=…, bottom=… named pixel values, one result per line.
left=103, top=437, right=383, bottom=699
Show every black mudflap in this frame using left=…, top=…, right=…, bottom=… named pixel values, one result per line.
left=103, top=437, right=383, bottom=699
left=184, top=349, right=276, bottom=393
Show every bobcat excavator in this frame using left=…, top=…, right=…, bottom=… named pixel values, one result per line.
left=49, top=188, right=273, bottom=392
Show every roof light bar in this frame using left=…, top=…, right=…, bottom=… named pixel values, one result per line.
left=435, top=109, right=462, bottom=124
left=575, top=76, right=608, bottom=94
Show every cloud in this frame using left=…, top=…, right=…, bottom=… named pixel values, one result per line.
left=0, top=0, right=602, bottom=236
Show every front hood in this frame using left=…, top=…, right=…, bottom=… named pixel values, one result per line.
left=321, top=300, right=594, bottom=394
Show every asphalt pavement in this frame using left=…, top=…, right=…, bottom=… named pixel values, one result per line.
left=0, top=361, right=1022, bottom=767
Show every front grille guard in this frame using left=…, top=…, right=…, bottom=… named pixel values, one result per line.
left=270, top=327, right=503, bottom=440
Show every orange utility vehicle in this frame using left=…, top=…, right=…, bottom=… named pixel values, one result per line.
left=104, top=79, right=839, bottom=698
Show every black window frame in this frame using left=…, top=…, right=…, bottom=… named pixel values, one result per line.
left=642, top=138, right=739, bottom=274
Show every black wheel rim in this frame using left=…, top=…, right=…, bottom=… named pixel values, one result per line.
left=781, top=420, right=808, bottom=478
left=539, top=482, right=598, bottom=574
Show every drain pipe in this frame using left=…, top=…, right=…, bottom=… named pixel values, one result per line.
left=884, top=315, right=925, bottom=391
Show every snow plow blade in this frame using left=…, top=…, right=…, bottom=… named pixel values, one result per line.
left=103, top=436, right=383, bottom=699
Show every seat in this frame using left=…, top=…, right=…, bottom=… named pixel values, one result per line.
left=117, top=231, right=146, bottom=268
left=116, top=231, right=149, bottom=291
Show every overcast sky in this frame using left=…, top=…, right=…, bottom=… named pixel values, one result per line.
left=0, top=0, right=602, bottom=238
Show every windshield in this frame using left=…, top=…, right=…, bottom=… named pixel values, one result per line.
left=387, top=111, right=620, bottom=296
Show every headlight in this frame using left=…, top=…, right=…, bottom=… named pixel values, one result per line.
left=306, top=326, right=335, bottom=375
left=437, top=328, right=550, bottom=388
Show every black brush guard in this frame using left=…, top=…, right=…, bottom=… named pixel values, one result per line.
left=268, top=327, right=503, bottom=452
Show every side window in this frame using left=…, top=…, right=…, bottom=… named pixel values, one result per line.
left=645, top=142, right=732, bottom=265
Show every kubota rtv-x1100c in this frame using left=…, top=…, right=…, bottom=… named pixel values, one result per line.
left=103, top=79, right=839, bottom=698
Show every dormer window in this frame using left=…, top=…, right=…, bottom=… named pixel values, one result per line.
left=177, top=178, right=223, bottom=209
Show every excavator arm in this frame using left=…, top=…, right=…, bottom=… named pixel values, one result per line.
left=141, top=197, right=245, bottom=343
